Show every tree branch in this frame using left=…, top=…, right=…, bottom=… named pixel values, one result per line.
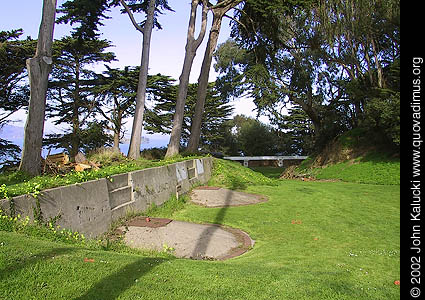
left=0, top=110, right=19, bottom=124
left=194, top=0, right=209, bottom=48
left=119, top=0, right=144, bottom=34
left=211, top=0, right=242, bottom=10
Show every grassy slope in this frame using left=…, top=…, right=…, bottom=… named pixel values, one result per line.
left=0, top=159, right=400, bottom=300
left=297, top=152, right=400, bottom=185
left=315, top=154, right=400, bottom=185
left=294, top=129, right=400, bottom=185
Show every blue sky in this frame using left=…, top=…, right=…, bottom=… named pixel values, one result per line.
left=0, top=0, right=263, bottom=148
left=0, top=0, right=234, bottom=82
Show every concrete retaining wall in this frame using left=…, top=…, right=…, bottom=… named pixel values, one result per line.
left=0, top=157, right=213, bottom=237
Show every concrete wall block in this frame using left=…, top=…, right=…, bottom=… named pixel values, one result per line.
left=196, top=157, right=212, bottom=183
left=130, top=169, right=149, bottom=209
left=111, top=201, right=137, bottom=222
left=185, top=159, right=194, bottom=169
left=130, top=163, right=188, bottom=207
left=188, top=167, right=196, bottom=179
left=176, top=162, right=188, bottom=182
left=139, top=167, right=175, bottom=206
left=0, top=158, right=213, bottom=238
left=36, top=179, right=112, bottom=237
left=0, top=199, right=11, bottom=215
left=179, top=179, right=192, bottom=194
left=107, top=173, right=129, bottom=191
left=109, top=186, right=132, bottom=209
left=166, top=164, right=179, bottom=186
left=195, top=159, right=204, bottom=175
left=6, top=194, right=36, bottom=220
left=206, top=157, right=213, bottom=175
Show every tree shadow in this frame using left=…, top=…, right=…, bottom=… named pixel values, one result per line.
left=0, top=240, right=169, bottom=299
left=0, top=247, right=75, bottom=281
left=228, top=175, right=247, bottom=190
left=73, top=257, right=168, bottom=300
left=190, top=189, right=232, bottom=259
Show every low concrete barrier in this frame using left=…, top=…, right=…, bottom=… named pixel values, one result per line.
left=223, top=156, right=308, bottom=167
left=0, top=157, right=213, bottom=237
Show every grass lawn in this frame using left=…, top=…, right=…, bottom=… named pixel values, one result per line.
left=0, top=160, right=400, bottom=299
left=249, top=166, right=285, bottom=179
left=313, top=153, right=400, bottom=185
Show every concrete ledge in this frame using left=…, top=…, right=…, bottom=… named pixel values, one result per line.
left=107, top=173, right=130, bottom=191
left=109, top=186, right=132, bottom=209
left=0, top=157, right=213, bottom=238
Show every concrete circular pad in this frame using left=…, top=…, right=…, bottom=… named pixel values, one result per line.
left=190, top=186, right=268, bottom=207
left=118, top=217, right=254, bottom=260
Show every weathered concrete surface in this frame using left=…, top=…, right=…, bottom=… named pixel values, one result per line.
left=131, top=164, right=177, bottom=210
left=120, top=220, right=254, bottom=260
left=0, top=157, right=213, bottom=238
left=190, top=187, right=268, bottom=207
left=2, top=179, right=112, bottom=237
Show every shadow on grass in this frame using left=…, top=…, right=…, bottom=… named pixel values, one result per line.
left=0, top=247, right=75, bottom=281
left=359, top=152, right=400, bottom=164
left=227, top=175, right=247, bottom=190
left=190, top=189, right=232, bottom=259
left=71, top=186, right=233, bottom=297
left=74, top=257, right=168, bottom=300
left=249, top=167, right=285, bottom=179
left=0, top=238, right=169, bottom=299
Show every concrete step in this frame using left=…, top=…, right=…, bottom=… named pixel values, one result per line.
left=109, top=185, right=132, bottom=209
left=188, top=167, right=196, bottom=179
left=111, top=200, right=136, bottom=221
left=107, top=173, right=130, bottom=191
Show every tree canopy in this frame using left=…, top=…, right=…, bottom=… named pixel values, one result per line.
left=0, top=0, right=400, bottom=171
left=214, top=0, right=400, bottom=153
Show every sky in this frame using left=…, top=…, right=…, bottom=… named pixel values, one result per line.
left=0, top=0, right=266, bottom=148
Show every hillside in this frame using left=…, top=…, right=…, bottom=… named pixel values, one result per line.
left=282, top=129, right=400, bottom=185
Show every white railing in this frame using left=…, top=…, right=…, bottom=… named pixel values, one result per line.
left=223, top=156, right=308, bottom=167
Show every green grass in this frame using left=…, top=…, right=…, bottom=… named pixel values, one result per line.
left=0, top=155, right=204, bottom=199
left=0, top=159, right=400, bottom=299
left=314, top=152, right=400, bottom=185
left=291, top=151, right=400, bottom=185
left=207, top=159, right=277, bottom=190
left=249, top=166, right=285, bottom=179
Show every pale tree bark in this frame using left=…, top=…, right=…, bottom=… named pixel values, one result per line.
left=187, top=0, right=242, bottom=152
left=122, top=0, right=156, bottom=159
left=165, top=0, right=208, bottom=158
left=19, top=0, right=57, bottom=175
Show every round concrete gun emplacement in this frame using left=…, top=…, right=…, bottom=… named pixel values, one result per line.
left=119, top=217, right=254, bottom=260
left=190, top=186, right=268, bottom=207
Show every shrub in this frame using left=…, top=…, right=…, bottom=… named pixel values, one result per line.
left=140, top=147, right=167, bottom=160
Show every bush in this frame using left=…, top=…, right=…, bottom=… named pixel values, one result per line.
left=140, top=147, right=167, bottom=160
left=87, top=147, right=128, bottom=166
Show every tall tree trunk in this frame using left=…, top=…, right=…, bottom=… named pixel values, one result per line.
left=19, top=0, right=57, bottom=175
left=113, top=110, right=123, bottom=152
left=187, top=0, right=241, bottom=152
left=187, top=11, right=223, bottom=152
left=126, top=0, right=156, bottom=159
left=371, top=38, right=385, bottom=89
left=113, top=129, right=121, bottom=152
left=165, top=0, right=208, bottom=158
left=290, top=95, right=322, bottom=138
left=70, top=60, right=81, bottom=159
